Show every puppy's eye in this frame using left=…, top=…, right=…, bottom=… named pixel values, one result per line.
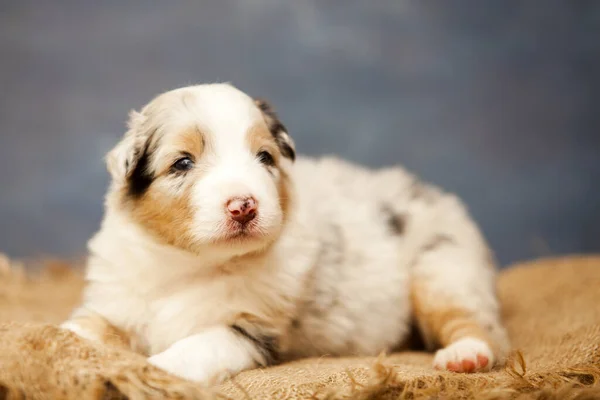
left=257, top=151, right=275, bottom=167
left=172, top=157, right=194, bottom=172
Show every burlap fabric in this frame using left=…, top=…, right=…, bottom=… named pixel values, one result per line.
left=0, top=254, right=598, bottom=399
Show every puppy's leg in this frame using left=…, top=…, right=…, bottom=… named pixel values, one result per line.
left=409, top=195, right=509, bottom=373
left=61, top=308, right=130, bottom=349
left=148, top=317, right=279, bottom=384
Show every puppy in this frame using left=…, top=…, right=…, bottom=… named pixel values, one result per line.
left=62, top=83, right=509, bottom=384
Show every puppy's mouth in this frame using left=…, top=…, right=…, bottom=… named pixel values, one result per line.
left=218, top=220, right=266, bottom=243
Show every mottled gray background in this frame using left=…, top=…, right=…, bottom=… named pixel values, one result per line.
left=1, top=1, right=599, bottom=266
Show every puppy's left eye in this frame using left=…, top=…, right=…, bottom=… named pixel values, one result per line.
left=257, top=151, right=275, bottom=167
left=172, top=157, right=194, bottom=172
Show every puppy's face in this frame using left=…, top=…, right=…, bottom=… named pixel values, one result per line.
left=105, top=84, right=295, bottom=256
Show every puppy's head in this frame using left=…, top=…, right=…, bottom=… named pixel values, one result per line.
left=105, top=84, right=295, bottom=256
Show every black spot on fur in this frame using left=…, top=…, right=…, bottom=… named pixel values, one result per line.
left=422, top=234, right=455, bottom=252
left=231, top=324, right=280, bottom=366
left=381, top=205, right=406, bottom=235
left=127, top=143, right=154, bottom=198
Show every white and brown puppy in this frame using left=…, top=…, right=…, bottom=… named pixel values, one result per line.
left=62, top=83, right=509, bottom=384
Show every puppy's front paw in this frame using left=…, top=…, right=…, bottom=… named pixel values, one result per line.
left=433, top=337, right=494, bottom=373
left=148, top=350, right=221, bottom=384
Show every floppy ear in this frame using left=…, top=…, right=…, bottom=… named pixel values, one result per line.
left=254, top=99, right=296, bottom=162
left=105, top=110, right=152, bottom=184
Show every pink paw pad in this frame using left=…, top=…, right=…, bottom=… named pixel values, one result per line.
left=433, top=338, right=494, bottom=373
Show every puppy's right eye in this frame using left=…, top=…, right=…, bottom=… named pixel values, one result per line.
left=172, top=157, right=194, bottom=172
left=257, top=151, right=275, bottom=167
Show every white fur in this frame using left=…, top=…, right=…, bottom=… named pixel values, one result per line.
left=64, top=83, right=509, bottom=383
left=148, top=326, right=259, bottom=383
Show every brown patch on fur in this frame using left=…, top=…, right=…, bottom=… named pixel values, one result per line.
left=169, top=127, right=204, bottom=162
left=246, top=121, right=294, bottom=224
left=119, top=127, right=206, bottom=252
left=411, top=280, right=498, bottom=356
left=127, top=184, right=197, bottom=251
left=246, top=122, right=278, bottom=156
left=148, top=126, right=205, bottom=176
left=277, top=168, right=293, bottom=225
left=66, top=313, right=132, bottom=351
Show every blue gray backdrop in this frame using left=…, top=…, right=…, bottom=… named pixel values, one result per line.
left=1, top=1, right=599, bottom=266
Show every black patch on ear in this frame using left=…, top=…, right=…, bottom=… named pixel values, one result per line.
left=127, top=142, right=154, bottom=198
left=277, top=140, right=296, bottom=161
left=256, top=100, right=296, bottom=161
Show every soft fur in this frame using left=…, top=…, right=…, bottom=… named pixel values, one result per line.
left=62, top=83, right=509, bottom=384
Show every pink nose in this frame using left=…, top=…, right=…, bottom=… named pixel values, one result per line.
left=226, top=196, right=258, bottom=225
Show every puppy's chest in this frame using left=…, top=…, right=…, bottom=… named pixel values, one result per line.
left=126, top=270, right=296, bottom=355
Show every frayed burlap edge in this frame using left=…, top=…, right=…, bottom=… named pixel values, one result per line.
left=308, top=352, right=600, bottom=400
left=2, top=350, right=596, bottom=400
